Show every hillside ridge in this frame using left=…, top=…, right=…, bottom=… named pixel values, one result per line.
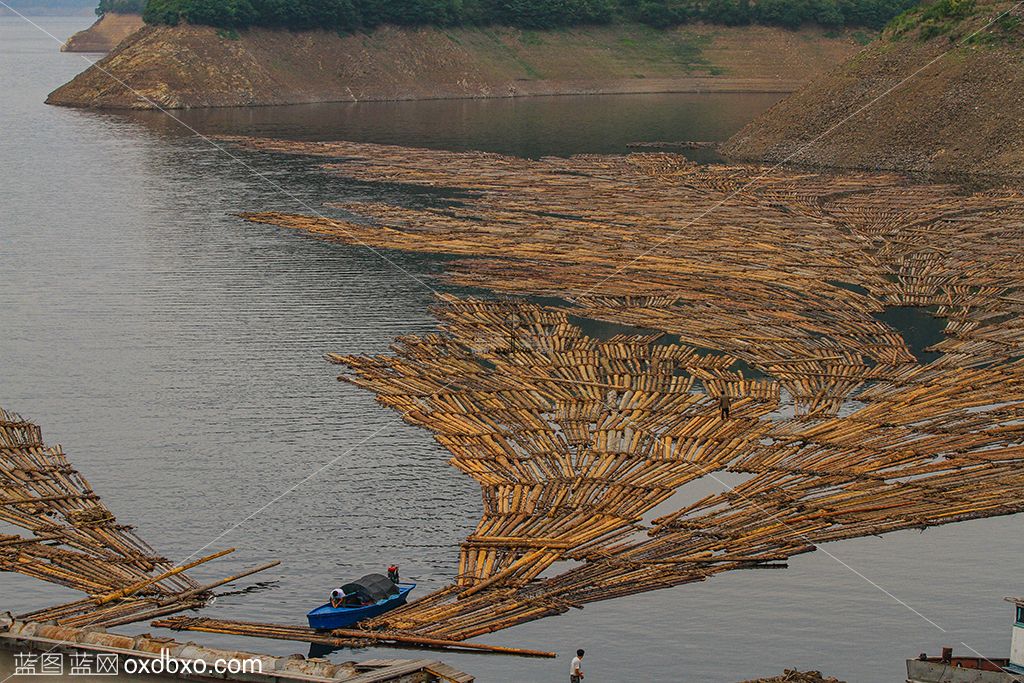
left=721, top=1, right=1024, bottom=177
left=47, top=22, right=861, bottom=109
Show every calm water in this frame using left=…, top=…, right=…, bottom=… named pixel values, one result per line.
left=1, top=16, right=1021, bottom=683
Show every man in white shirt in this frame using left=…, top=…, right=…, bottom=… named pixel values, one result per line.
left=570, top=648, right=585, bottom=682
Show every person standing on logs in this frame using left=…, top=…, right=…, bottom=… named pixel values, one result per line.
left=570, top=649, right=585, bottom=682
left=718, top=391, right=731, bottom=420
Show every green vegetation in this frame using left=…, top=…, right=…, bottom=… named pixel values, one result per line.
left=96, top=0, right=144, bottom=14
left=137, top=0, right=923, bottom=31
left=142, top=0, right=616, bottom=30
left=851, top=28, right=876, bottom=44
left=617, top=0, right=920, bottom=30
left=887, top=0, right=978, bottom=39
left=616, top=28, right=720, bottom=72
left=964, top=10, right=1022, bottom=44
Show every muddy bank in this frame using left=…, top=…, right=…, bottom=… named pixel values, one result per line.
left=61, top=12, right=144, bottom=52
left=722, top=1, right=1024, bottom=177
left=47, top=22, right=861, bottom=109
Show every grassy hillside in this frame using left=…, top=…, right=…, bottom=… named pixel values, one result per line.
left=721, top=0, right=1024, bottom=176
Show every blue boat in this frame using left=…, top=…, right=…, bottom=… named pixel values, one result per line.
left=307, top=574, right=415, bottom=631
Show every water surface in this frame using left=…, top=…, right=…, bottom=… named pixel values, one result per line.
left=1, top=16, right=1021, bottom=683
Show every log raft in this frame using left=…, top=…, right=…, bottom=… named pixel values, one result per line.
left=153, top=616, right=556, bottom=658
left=0, top=408, right=275, bottom=629
left=0, top=617, right=474, bottom=683
left=214, top=137, right=1024, bottom=643
left=10, top=135, right=1024, bottom=655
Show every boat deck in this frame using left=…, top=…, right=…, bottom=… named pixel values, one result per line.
left=906, top=657, right=1019, bottom=683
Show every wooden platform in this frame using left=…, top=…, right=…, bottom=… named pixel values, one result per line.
left=0, top=618, right=473, bottom=683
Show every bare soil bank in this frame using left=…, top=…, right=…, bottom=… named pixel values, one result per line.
left=61, top=12, right=144, bottom=53
left=722, top=2, right=1024, bottom=177
left=46, top=23, right=861, bottom=109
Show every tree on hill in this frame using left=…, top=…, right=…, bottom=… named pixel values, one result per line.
left=621, top=0, right=919, bottom=30
left=140, top=0, right=924, bottom=31
left=96, top=0, right=145, bottom=14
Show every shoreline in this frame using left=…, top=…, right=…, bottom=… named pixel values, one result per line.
left=48, top=76, right=806, bottom=110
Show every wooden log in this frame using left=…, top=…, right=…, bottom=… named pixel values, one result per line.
left=152, top=617, right=556, bottom=658
left=92, top=548, right=235, bottom=605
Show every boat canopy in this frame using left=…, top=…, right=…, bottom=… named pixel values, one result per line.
left=342, top=574, right=399, bottom=603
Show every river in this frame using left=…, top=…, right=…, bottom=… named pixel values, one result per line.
left=1, top=15, right=1020, bottom=683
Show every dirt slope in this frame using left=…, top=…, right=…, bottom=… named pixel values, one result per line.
left=47, top=22, right=860, bottom=109
left=722, top=1, right=1024, bottom=177
left=61, top=12, right=144, bottom=52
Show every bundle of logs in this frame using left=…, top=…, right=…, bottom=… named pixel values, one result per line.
left=307, top=298, right=1024, bottom=641
left=0, top=408, right=276, bottom=628
left=231, top=138, right=1024, bottom=417
left=156, top=137, right=1024, bottom=645
left=12, top=135, right=1024, bottom=655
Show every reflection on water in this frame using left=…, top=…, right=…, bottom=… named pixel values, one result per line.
left=874, top=306, right=946, bottom=364
left=1, top=15, right=1021, bottom=683
left=118, top=92, right=783, bottom=160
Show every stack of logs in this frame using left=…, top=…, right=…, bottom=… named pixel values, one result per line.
left=0, top=408, right=276, bottom=628
left=152, top=137, right=1024, bottom=645
left=230, top=138, right=1024, bottom=417
left=12, top=138, right=1023, bottom=653
left=310, top=298, right=1024, bottom=642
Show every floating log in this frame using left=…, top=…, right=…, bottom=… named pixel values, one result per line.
left=153, top=617, right=556, bottom=659
left=92, top=548, right=236, bottom=605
